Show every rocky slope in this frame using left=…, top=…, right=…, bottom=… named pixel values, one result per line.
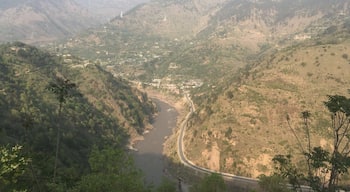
left=186, top=21, right=350, bottom=177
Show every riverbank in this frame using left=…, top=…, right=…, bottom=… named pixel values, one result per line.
left=132, top=97, right=179, bottom=186
left=129, top=87, right=193, bottom=188
left=144, top=89, right=189, bottom=168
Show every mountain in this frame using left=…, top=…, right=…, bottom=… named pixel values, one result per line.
left=185, top=14, right=350, bottom=178
left=74, top=0, right=149, bottom=21
left=0, top=42, right=155, bottom=190
left=0, top=0, right=151, bottom=44
left=107, top=0, right=349, bottom=49
left=0, top=41, right=155, bottom=141
left=62, top=0, right=350, bottom=83
left=191, top=51, right=349, bottom=177
left=0, top=0, right=96, bottom=44
left=59, top=0, right=350, bottom=179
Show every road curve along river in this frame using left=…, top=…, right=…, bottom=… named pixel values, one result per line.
left=177, top=94, right=313, bottom=191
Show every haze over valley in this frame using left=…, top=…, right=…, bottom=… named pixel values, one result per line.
left=1, top=0, right=350, bottom=191
left=0, top=0, right=147, bottom=43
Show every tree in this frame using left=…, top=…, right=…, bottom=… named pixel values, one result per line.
left=74, top=146, right=147, bottom=192
left=258, top=174, right=291, bottom=192
left=46, top=76, right=80, bottom=182
left=191, top=173, right=226, bottom=192
left=323, top=95, right=350, bottom=191
left=156, top=177, right=177, bottom=192
left=272, top=154, right=303, bottom=191
left=0, top=145, right=30, bottom=192
left=271, top=94, right=350, bottom=192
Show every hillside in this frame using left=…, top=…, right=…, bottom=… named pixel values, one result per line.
left=0, top=0, right=151, bottom=44
left=0, top=42, right=155, bottom=191
left=74, top=0, right=149, bottom=21
left=184, top=23, right=350, bottom=178
left=51, top=0, right=350, bottom=181
left=0, top=0, right=96, bottom=44
left=62, top=0, right=350, bottom=89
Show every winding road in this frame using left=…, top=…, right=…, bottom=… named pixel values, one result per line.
left=177, top=94, right=312, bottom=191
left=132, top=94, right=312, bottom=191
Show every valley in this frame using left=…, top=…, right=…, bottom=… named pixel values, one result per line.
left=57, top=0, right=350, bottom=179
left=2, top=0, right=350, bottom=191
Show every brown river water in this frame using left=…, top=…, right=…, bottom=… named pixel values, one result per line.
left=132, top=98, right=178, bottom=186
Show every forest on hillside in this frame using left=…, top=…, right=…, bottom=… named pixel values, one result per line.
left=0, top=42, right=158, bottom=191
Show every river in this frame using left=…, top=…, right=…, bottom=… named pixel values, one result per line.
left=132, top=98, right=178, bottom=186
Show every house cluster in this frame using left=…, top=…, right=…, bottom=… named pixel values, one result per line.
left=144, top=78, right=203, bottom=95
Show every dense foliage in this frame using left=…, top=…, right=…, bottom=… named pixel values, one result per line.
left=0, top=42, right=156, bottom=191
left=190, top=173, right=226, bottom=192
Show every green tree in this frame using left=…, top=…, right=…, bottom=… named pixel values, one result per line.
left=272, top=94, right=350, bottom=192
left=46, top=76, right=80, bottom=182
left=258, top=174, right=291, bottom=192
left=191, top=173, right=226, bottom=192
left=323, top=95, right=350, bottom=191
left=74, top=146, right=147, bottom=192
left=156, top=177, right=177, bottom=192
left=0, top=145, right=30, bottom=192
left=271, top=154, right=303, bottom=191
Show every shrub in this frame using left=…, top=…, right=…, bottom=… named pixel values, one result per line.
left=342, top=53, right=348, bottom=60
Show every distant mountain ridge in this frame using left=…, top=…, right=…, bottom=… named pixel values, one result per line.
left=74, top=0, right=149, bottom=21
left=109, top=0, right=350, bottom=51
left=63, top=0, right=350, bottom=83
left=0, top=0, right=94, bottom=44
left=0, top=0, right=148, bottom=44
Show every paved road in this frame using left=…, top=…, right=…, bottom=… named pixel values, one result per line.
left=132, top=94, right=312, bottom=191
left=176, top=94, right=253, bottom=181
left=177, top=94, right=313, bottom=191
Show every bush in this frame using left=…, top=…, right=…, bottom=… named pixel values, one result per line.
left=342, top=53, right=348, bottom=60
